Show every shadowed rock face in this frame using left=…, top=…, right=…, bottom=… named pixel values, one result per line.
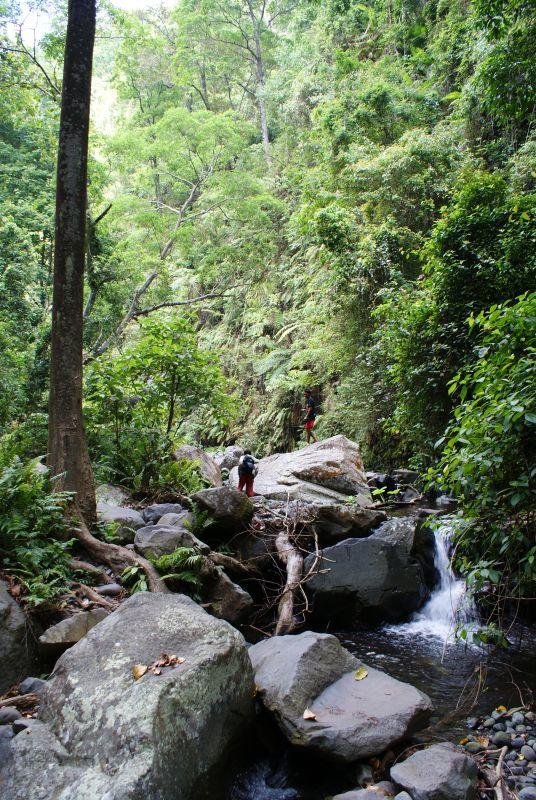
left=0, top=581, right=37, bottom=693
left=304, top=517, right=431, bottom=624
left=230, top=436, right=373, bottom=506
left=38, top=608, right=109, bottom=654
left=249, top=631, right=432, bottom=763
left=1, top=593, right=255, bottom=800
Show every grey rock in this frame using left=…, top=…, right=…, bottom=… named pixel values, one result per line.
left=391, top=743, right=477, bottom=800
left=466, top=717, right=478, bottom=729
left=192, top=486, right=254, bottom=539
left=0, top=707, right=21, bottom=724
left=375, top=780, right=397, bottom=795
left=310, top=503, right=387, bottom=542
left=174, top=443, right=222, bottom=487
left=392, top=469, right=420, bottom=485
left=134, top=521, right=209, bottom=559
left=0, top=725, right=13, bottom=740
left=332, top=791, right=389, bottom=800
left=0, top=580, right=37, bottom=693
left=464, top=741, right=484, bottom=754
left=95, top=483, right=132, bottom=507
left=230, top=435, right=373, bottom=506
left=492, top=731, right=511, bottom=747
left=483, top=717, right=495, bottom=727
left=142, top=502, right=186, bottom=524
left=512, top=712, right=526, bottom=725
left=527, top=713, right=536, bottom=723
left=12, top=717, right=44, bottom=735
left=18, top=677, right=47, bottom=696
left=96, top=503, right=145, bottom=543
left=304, top=520, right=429, bottom=624
left=249, top=631, right=431, bottom=763
left=493, top=722, right=506, bottom=731
left=519, top=789, right=536, bottom=800
left=355, top=764, right=375, bottom=786
left=219, top=445, right=245, bottom=471
left=94, top=582, right=122, bottom=596
left=522, top=746, right=536, bottom=762
left=204, top=570, right=254, bottom=624
left=38, top=608, right=108, bottom=653
left=513, top=736, right=526, bottom=749
left=518, top=725, right=528, bottom=732
left=33, top=593, right=254, bottom=799
left=0, top=718, right=84, bottom=800
left=394, top=794, right=413, bottom=800
left=158, top=510, right=194, bottom=527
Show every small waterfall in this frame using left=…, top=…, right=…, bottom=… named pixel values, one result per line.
left=396, top=519, right=477, bottom=643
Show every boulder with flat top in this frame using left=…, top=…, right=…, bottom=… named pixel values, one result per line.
left=249, top=631, right=432, bottom=763
left=174, top=444, right=222, bottom=487
left=230, top=436, right=373, bottom=506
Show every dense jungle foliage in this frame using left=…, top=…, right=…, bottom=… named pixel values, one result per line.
left=0, top=0, right=534, bottom=604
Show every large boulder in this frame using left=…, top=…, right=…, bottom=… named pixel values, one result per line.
left=304, top=517, right=430, bottom=624
left=0, top=581, right=37, bottom=693
left=230, top=436, right=373, bottom=506
left=174, top=444, right=222, bottom=487
left=142, top=503, right=187, bottom=524
left=204, top=570, right=254, bottom=625
left=95, top=483, right=132, bottom=507
left=219, top=445, right=244, bottom=472
left=134, top=521, right=210, bottom=560
left=0, top=593, right=255, bottom=800
left=96, top=502, right=145, bottom=544
left=310, top=503, right=387, bottom=542
left=249, top=631, right=432, bottom=763
left=192, top=486, right=254, bottom=540
left=38, top=608, right=109, bottom=654
left=390, top=743, right=478, bottom=800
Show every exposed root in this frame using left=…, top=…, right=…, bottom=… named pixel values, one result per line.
left=209, top=551, right=260, bottom=576
left=70, top=559, right=113, bottom=584
left=70, top=582, right=116, bottom=609
left=72, top=512, right=168, bottom=593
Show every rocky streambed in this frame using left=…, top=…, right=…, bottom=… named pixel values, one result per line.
left=1, top=436, right=535, bottom=800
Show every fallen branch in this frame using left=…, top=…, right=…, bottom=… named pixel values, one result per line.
left=495, top=746, right=507, bottom=800
left=274, top=529, right=303, bottom=636
left=0, top=693, right=38, bottom=709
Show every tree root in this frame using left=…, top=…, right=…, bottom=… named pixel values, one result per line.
left=71, top=582, right=116, bottom=609
left=210, top=552, right=260, bottom=576
left=70, top=559, right=113, bottom=584
left=72, top=513, right=168, bottom=593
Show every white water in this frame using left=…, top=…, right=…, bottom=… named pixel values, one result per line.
left=394, top=519, right=478, bottom=645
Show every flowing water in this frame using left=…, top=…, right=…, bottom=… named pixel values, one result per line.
left=228, top=517, right=536, bottom=800
left=390, top=519, right=477, bottom=642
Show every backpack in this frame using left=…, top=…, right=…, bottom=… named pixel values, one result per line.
left=239, top=454, right=257, bottom=476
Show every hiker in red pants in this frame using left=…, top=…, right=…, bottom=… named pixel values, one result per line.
left=237, top=450, right=257, bottom=497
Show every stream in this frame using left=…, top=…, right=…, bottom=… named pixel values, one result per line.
left=229, top=517, right=536, bottom=800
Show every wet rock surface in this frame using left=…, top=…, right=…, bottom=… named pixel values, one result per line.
left=0, top=580, right=37, bottom=693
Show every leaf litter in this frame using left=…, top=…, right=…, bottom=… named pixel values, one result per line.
left=132, top=653, right=185, bottom=680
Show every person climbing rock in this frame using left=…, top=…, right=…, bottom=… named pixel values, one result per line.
left=237, top=450, right=257, bottom=497
left=303, top=389, right=317, bottom=444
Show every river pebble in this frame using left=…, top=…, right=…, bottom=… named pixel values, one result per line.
left=493, top=722, right=506, bottom=731
left=522, top=746, right=536, bottom=762
left=483, top=717, right=495, bottom=727
left=513, top=737, right=527, bottom=749
left=519, top=787, right=536, bottom=800
left=513, top=712, right=526, bottom=725
left=493, top=731, right=512, bottom=746
left=0, top=708, right=21, bottom=724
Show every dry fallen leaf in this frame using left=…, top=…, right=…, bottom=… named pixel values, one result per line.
left=459, top=737, right=469, bottom=745
left=303, top=708, right=317, bottom=721
left=496, top=705, right=507, bottom=712
left=132, top=664, right=148, bottom=680
left=355, top=667, right=368, bottom=681
left=476, top=735, right=489, bottom=746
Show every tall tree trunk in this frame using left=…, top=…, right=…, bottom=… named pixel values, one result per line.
left=48, top=0, right=96, bottom=522
left=246, top=2, right=270, bottom=165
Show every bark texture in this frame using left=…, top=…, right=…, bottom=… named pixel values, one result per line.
left=48, top=0, right=96, bottom=522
